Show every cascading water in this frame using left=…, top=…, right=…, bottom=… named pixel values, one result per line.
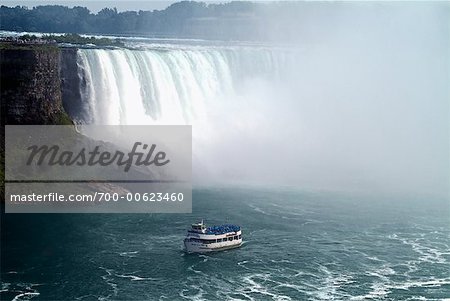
left=76, top=46, right=292, bottom=126
left=74, top=44, right=295, bottom=182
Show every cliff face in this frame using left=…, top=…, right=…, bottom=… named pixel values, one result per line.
left=0, top=45, right=71, bottom=125
left=60, top=48, right=85, bottom=122
left=0, top=44, right=74, bottom=200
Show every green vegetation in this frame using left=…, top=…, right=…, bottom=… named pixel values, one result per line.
left=15, top=33, right=124, bottom=47
left=43, top=33, right=124, bottom=47
left=53, top=111, right=74, bottom=125
left=0, top=1, right=301, bottom=41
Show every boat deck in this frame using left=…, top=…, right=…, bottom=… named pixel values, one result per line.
left=205, top=224, right=241, bottom=235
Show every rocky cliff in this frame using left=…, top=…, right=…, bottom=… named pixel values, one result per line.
left=60, top=48, right=86, bottom=122
left=0, top=44, right=72, bottom=125
left=0, top=43, right=74, bottom=201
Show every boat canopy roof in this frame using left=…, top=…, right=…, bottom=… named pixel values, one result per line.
left=206, top=224, right=241, bottom=235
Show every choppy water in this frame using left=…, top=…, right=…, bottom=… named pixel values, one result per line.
left=1, top=187, right=449, bottom=300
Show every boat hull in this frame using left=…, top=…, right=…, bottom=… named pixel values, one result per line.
left=184, top=224, right=242, bottom=253
left=184, top=240, right=242, bottom=253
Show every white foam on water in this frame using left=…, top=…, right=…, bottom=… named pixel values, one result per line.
left=118, top=251, right=139, bottom=257
left=178, top=284, right=206, bottom=301
left=5, top=283, right=42, bottom=301
left=391, top=278, right=450, bottom=290
left=237, top=273, right=294, bottom=301
left=11, top=292, right=40, bottom=301
left=314, top=265, right=354, bottom=300
left=0, top=282, right=10, bottom=292
left=98, top=266, right=119, bottom=300
left=114, top=273, right=158, bottom=281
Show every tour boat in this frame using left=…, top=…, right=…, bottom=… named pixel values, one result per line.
left=184, top=220, right=242, bottom=253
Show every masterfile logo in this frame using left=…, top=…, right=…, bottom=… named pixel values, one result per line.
left=5, top=125, right=192, bottom=213
left=26, top=142, right=170, bottom=172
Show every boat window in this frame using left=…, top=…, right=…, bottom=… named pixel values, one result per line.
left=228, top=237, right=233, bottom=241
left=234, top=236, right=238, bottom=240
left=238, top=235, right=242, bottom=239
left=217, top=238, right=222, bottom=242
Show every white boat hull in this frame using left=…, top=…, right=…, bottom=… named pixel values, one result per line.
left=184, top=229, right=243, bottom=253
left=184, top=238, right=243, bottom=253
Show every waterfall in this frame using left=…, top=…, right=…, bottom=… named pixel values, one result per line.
left=74, top=45, right=295, bottom=182
left=76, top=46, right=292, bottom=126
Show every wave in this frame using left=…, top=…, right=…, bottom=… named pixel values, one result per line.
left=2, top=283, right=41, bottom=301
left=12, top=292, right=40, bottom=301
